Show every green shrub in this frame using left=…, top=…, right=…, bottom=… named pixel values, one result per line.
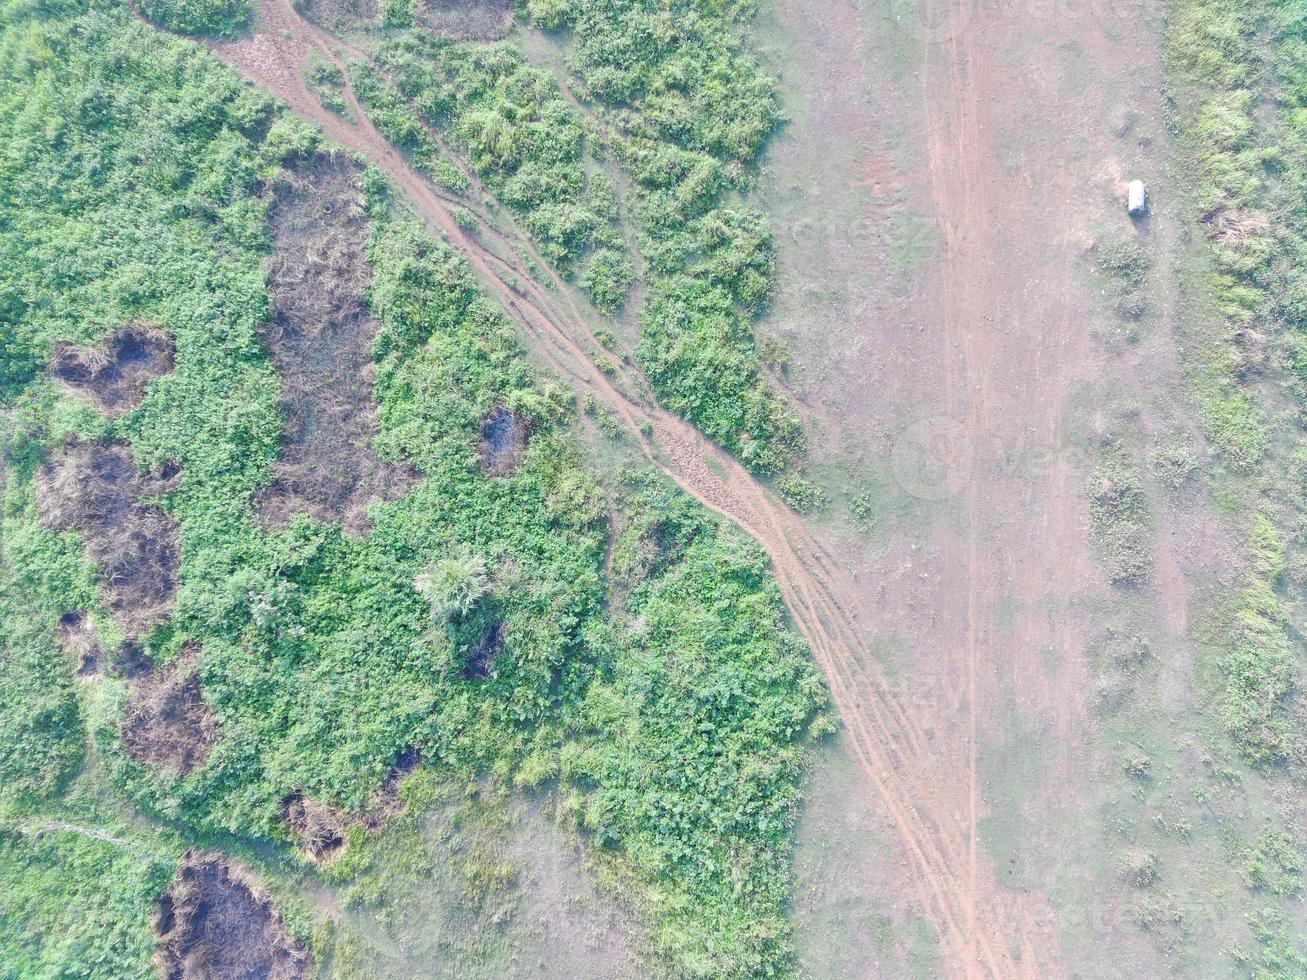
left=776, top=474, right=825, bottom=513
left=414, top=549, right=491, bottom=622
left=138, top=0, right=250, bottom=36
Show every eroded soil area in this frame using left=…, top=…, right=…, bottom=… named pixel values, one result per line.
left=121, top=643, right=220, bottom=777
left=155, top=852, right=309, bottom=980
left=37, top=440, right=180, bottom=639
left=257, top=153, right=418, bottom=536
left=49, top=322, right=174, bottom=416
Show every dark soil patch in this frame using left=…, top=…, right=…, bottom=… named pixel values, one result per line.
left=462, top=620, right=503, bottom=679
left=478, top=404, right=531, bottom=476
left=57, top=610, right=104, bottom=677
left=36, top=440, right=180, bottom=640
left=49, top=323, right=174, bottom=417
left=155, top=851, right=309, bottom=980
left=281, top=747, right=420, bottom=862
left=120, top=643, right=220, bottom=777
left=415, top=0, right=514, bottom=40
left=257, top=153, right=418, bottom=537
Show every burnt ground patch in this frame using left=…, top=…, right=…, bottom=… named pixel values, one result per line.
left=415, top=0, right=514, bottom=40
left=120, top=643, right=220, bottom=777
left=57, top=610, right=104, bottom=677
left=36, top=440, right=180, bottom=640
left=257, top=153, right=417, bottom=537
left=49, top=322, right=174, bottom=417
left=281, top=747, right=420, bottom=862
left=461, top=619, right=503, bottom=679
left=478, top=404, right=531, bottom=476
left=155, top=851, right=309, bottom=980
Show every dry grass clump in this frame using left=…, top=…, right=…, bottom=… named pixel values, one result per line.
left=49, top=322, right=174, bottom=416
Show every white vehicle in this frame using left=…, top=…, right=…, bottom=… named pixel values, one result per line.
left=1128, top=179, right=1149, bottom=216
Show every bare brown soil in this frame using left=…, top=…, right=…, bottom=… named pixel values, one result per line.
left=257, top=153, right=418, bottom=536
left=478, top=404, right=530, bottom=475
left=49, top=322, right=174, bottom=417
left=282, top=747, right=419, bottom=861
left=121, top=643, right=220, bottom=777
left=155, top=851, right=309, bottom=980
left=37, top=440, right=180, bottom=640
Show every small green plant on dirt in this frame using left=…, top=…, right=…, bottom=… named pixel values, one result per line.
left=1120, top=848, right=1160, bottom=888
left=777, top=474, right=826, bottom=513
left=1150, top=433, right=1200, bottom=490
left=1241, top=831, right=1303, bottom=897
left=305, top=54, right=351, bottom=118
left=414, top=550, right=491, bottom=623
left=1088, top=445, right=1153, bottom=584
left=579, top=248, right=635, bottom=315
left=451, top=206, right=479, bottom=233
left=758, top=334, right=792, bottom=372
left=380, top=0, right=414, bottom=28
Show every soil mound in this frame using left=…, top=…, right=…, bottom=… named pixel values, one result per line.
left=282, top=747, right=420, bottom=862
left=121, top=644, right=220, bottom=777
left=155, top=851, right=309, bottom=980
left=36, top=440, right=180, bottom=639
left=50, top=323, right=174, bottom=416
left=478, top=404, right=530, bottom=476
left=257, top=153, right=417, bottom=536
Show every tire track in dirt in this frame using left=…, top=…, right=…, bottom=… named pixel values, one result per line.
left=199, top=3, right=1047, bottom=975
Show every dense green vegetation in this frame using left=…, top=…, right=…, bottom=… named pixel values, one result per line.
left=0, top=1, right=828, bottom=975
left=331, top=0, right=801, bottom=472
left=0, top=823, right=177, bottom=976
left=349, top=60, right=469, bottom=192
left=138, top=0, right=249, bottom=37
left=374, top=35, right=631, bottom=307
left=528, top=0, right=802, bottom=473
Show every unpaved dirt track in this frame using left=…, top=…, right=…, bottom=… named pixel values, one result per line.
left=203, top=1, right=1067, bottom=975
